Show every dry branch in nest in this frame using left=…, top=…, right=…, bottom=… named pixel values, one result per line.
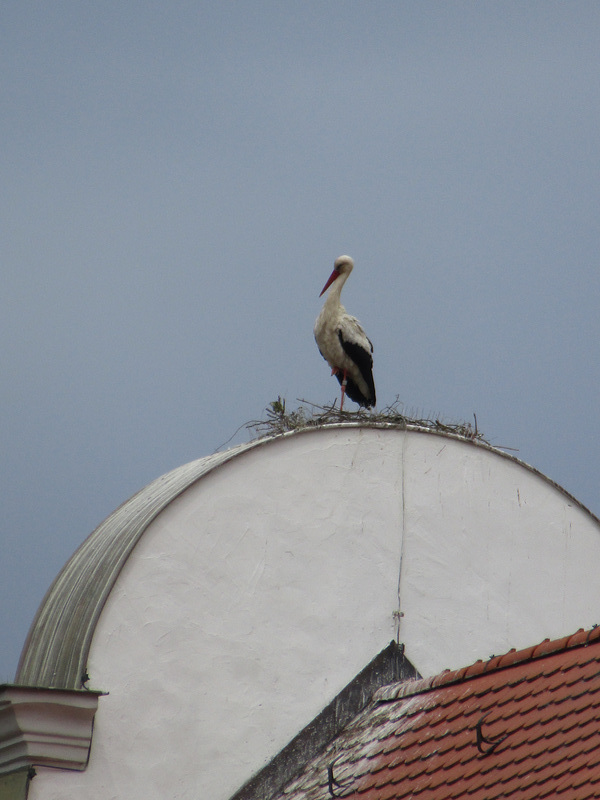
left=246, top=397, right=487, bottom=443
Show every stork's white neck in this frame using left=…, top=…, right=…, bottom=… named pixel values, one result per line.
left=323, top=270, right=349, bottom=307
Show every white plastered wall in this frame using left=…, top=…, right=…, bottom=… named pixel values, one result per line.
left=27, top=427, right=600, bottom=800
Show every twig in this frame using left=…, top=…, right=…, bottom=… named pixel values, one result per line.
left=245, top=396, right=489, bottom=444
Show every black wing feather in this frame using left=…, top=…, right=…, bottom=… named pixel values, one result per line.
left=337, top=331, right=376, bottom=407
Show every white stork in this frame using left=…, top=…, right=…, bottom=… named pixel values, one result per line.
left=314, top=255, right=376, bottom=410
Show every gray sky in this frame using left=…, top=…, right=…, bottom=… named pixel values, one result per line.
left=2, top=2, right=599, bottom=680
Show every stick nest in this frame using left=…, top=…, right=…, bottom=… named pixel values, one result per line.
left=246, top=397, right=487, bottom=443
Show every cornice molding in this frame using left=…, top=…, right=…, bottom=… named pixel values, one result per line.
left=0, top=686, right=101, bottom=775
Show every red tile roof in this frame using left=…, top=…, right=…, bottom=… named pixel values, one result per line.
left=280, top=627, right=600, bottom=800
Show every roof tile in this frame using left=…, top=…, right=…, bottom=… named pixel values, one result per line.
left=277, top=626, right=600, bottom=800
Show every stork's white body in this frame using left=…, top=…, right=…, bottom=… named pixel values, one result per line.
left=314, top=298, right=373, bottom=399
left=314, top=256, right=376, bottom=409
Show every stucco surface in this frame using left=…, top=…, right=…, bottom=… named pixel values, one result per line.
left=25, top=426, right=600, bottom=800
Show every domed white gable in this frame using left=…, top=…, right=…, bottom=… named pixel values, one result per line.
left=15, top=425, right=600, bottom=800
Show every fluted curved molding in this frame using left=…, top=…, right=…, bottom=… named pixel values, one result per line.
left=15, top=441, right=262, bottom=689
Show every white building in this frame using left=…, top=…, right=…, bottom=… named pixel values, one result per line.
left=1, top=423, right=599, bottom=799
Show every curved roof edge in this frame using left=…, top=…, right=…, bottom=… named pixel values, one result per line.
left=15, top=423, right=599, bottom=690
left=15, top=441, right=260, bottom=689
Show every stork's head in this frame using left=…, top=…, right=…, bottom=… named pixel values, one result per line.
left=319, top=255, right=354, bottom=296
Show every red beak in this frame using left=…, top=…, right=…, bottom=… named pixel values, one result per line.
left=319, top=269, right=340, bottom=297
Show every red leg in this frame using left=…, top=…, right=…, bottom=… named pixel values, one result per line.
left=340, top=369, right=347, bottom=411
